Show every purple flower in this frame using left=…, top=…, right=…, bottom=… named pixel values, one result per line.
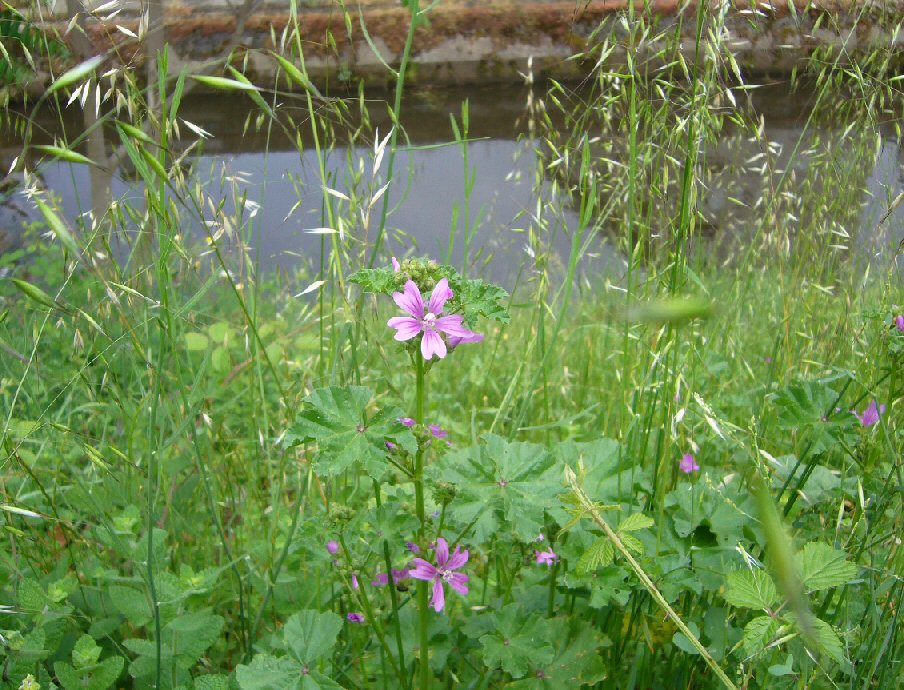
left=679, top=453, right=700, bottom=474
left=385, top=440, right=396, bottom=450
left=895, top=315, right=904, bottom=332
left=405, top=541, right=420, bottom=553
left=429, top=424, right=448, bottom=439
left=387, top=279, right=482, bottom=360
left=371, top=568, right=410, bottom=586
left=535, top=533, right=545, bottom=543
left=535, top=549, right=557, bottom=566
left=351, top=574, right=359, bottom=590
left=408, top=537, right=469, bottom=613
left=855, top=399, right=886, bottom=427
left=447, top=331, right=485, bottom=348
left=326, top=540, right=339, bottom=554
left=391, top=256, right=400, bottom=272
left=347, top=613, right=365, bottom=623
left=399, top=417, right=416, bottom=427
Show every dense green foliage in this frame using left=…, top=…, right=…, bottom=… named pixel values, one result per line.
left=0, top=0, right=902, bottom=689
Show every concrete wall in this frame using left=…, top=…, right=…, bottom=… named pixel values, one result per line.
left=14, top=1, right=904, bottom=88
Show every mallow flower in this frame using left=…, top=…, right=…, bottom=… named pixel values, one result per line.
left=408, top=537, right=468, bottom=613
left=679, top=453, right=700, bottom=474
left=387, top=279, right=482, bottom=360
left=535, top=549, right=557, bottom=566
left=855, top=399, right=885, bottom=427
left=895, top=315, right=904, bottom=332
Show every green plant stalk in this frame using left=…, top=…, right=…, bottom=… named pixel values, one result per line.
left=413, top=354, right=430, bottom=690
left=565, top=467, right=738, bottom=690
left=373, top=480, right=409, bottom=689
left=366, top=0, right=420, bottom=269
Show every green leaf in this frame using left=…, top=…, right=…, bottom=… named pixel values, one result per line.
left=165, top=611, right=225, bottom=665
left=506, top=617, right=604, bottom=688
left=741, top=615, right=780, bottom=656
left=55, top=654, right=124, bottom=690
left=723, top=569, right=778, bottom=610
left=796, top=542, right=857, bottom=592
left=72, top=634, right=102, bottom=668
left=672, top=621, right=701, bottom=656
left=348, top=266, right=398, bottom=295
left=108, top=584, right=151, bottom=626
left=450, top=277, right=510, bottom=324
left=431, top=434, right=561, bottom=542
left=575, top=539, right=614, bottom=576
left=236, top=654, right=344, bottom=690
left=285, top=386, right=415, bottom=480
left=479, top=605, right=555, bottom=678
left=283, top=610, right=343, bottom=666
left=619, top=533, right=644, bottom=555
left=807, top=616, right=845, bottom=663
left=767, top=654, right=795, bottom=676
left=617, top=512, right=654, bottom=532
left=184, top=332, right=210, bottom=351
left=194, top=675, right=231, bottom=690
left=768, top=378, right=857, bottom=455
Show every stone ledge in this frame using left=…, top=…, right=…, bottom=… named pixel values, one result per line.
left=10, top=0, right=904, bottom=90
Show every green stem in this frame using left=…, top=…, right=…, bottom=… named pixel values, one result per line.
left=565, top=467, right=738, bottom=690
left=413, top=355, right=430, bottom=690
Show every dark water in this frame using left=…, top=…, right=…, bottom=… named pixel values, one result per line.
left=2, top=83, right=902, bottom=285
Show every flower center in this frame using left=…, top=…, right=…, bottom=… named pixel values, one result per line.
left=422, top=312, right=437, bottom=330
left=440, top=569, right=455, bottom=583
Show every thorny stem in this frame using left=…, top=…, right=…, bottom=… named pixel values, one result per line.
left=565, top=467, right=739, bottom=690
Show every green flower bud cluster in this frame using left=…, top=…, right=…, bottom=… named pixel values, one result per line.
left=328, top=503, right=356, bottom=527
left=432, top=480, right=458, bottom=506
left=395, top=257, right=440, bottom=292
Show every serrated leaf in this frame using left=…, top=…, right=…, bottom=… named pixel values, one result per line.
left=617, top=512, right=654, bottom=532
left=619, top=533, right=644, bottom=555
left=72, top=634, right=101, bottom=668
left=236, top=654, right=343, bottom=690
left=431, top=434, right=561, bottom=542
left=796, top=542, right=857, bottom=592
left=348, top=266, right=399, bottom=295
left=741, top=615, right=780, bottom=656
left=506, top=617, right=604, bottom=688
left=479, top=605, right=555, bottom=678
left=575, top=539, right=614, bottom=576
left=723, top=569, right=778, bottom=610
left=283, top=610, right=343, bottom=666
left=109, top=584, right=151, bottom=626
left=807, top=616, right=846, bottom=663
left=285, top=386, right=415, bottom=480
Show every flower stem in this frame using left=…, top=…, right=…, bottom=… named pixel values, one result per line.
left=414, top=355, right=430, bottom=690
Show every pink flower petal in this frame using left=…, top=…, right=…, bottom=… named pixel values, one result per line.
left=387, top=316, right=422, bottom=341
left=393, top=280, right=424, bottom=319
left=408, top=559, right=437, bottom=580
left=391, top=256, right=400, bottom=272
left=427, top=278, right=453, bottom=315
left=431, top=579, right=445, bottom=612
left=434, top=537, right=449, bottom=567
left=445, top=547, right=468, bottom=571
left=447, top=572, right=469, bottom=596
left=421, top=330, right=447, bottom=360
